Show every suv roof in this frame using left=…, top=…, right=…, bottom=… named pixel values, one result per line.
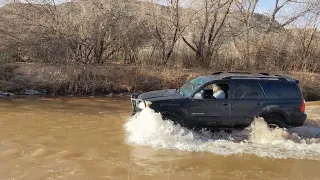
left=208, top=72, right=299, bottom=84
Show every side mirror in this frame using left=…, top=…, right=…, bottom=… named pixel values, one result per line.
left=193, top=91, right=204, bottom=100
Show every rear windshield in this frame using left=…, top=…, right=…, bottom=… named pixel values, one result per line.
left=260, top=81, right=301, bottom=99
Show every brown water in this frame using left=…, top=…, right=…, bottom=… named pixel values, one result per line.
left=0, top=97, right=320, bottom=180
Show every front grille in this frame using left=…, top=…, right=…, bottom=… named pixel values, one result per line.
left=131, top=93, right=143, bottom=114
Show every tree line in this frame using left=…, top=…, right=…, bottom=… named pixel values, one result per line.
left=0, top=0, right=320, bottom=72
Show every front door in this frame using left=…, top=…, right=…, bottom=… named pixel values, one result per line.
left=188, top=81, right=232, bottom=128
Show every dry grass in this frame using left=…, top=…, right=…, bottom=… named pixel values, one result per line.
left=0, top=63, right=319, bottom=100
left=291, top=72, right=320, bottom=101
left=1, top=2, right=319, bottom=73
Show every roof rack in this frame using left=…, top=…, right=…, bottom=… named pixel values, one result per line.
left=222, top=76, right=288, bottom=81
left=259, top=72, right=270, bottom=75
left=275, top=74, right=300, bottom=84
left=227, top=71, right=251, bottom=74
left=211, top=72, right=224, bottom=75
left=211, top=71, right=252, bottom=75
left=209, top=72, right=299, bottom=84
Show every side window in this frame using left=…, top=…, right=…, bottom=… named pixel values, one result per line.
left=201, top=82, right=230, bottom=99
left=234, top=82, right=265, bottom=100
left=260, top=81, right=301, bottom=99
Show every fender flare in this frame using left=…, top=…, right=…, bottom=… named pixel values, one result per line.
left=161, top=111, right=186, bottom=126
left=257, top=105, right=287, bottom=123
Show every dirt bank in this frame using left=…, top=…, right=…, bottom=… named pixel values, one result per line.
left=0, top=63, right=319, bottom=101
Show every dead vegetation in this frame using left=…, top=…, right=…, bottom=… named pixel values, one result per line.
left=0, top=0, right=319, bottom=69
left=0, top=63, right=319, bottom=101
left=0, top=0, right=319, bottom=97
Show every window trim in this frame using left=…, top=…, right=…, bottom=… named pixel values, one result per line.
left=191, top=80, right=231, bottom=100
left=232, top=80, right=266, bottom=100
left=259, top=81, right=301, bottom=100
left=258, top=82, right=267, bottom=98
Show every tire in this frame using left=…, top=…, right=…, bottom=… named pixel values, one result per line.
left=264, top=114, right=287, bottom=128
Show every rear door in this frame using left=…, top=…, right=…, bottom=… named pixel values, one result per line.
left=259, top=81, right=303, bottom=123
left=230, top=80, right=265, bottom=127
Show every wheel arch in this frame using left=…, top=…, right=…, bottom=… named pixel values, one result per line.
left=161, top=111, right=186, bottom=126
left=257, top=105, right=288, bottom=123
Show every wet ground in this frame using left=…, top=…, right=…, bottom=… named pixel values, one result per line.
left=0, top=97, right=319, bottom=179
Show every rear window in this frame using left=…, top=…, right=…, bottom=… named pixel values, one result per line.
left=260, top=81, right=301, bottom=99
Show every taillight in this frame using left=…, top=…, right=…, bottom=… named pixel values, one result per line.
left=301, top=99, right=306, bottom=113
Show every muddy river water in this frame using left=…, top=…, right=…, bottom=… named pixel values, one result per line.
left=0, top=97, right=320, bottom=180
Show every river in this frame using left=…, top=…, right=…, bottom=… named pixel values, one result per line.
left=0, top=97, right=319, bottom=179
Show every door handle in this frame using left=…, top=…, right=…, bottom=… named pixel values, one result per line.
left=223, top=103, right=229, bottom=106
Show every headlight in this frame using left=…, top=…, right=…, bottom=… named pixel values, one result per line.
left=145, top=101, right=152, bottom=107
left=137, top=101, right=152, bottom=109
left=138, top=102, right=146, bottom=109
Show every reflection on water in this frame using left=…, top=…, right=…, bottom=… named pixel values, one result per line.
left=0, top=97, right=319, bottom=180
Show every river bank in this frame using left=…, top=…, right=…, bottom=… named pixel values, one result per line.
left=1, top=63, right=319, bottom=101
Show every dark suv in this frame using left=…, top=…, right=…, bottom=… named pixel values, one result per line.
left=131, top=72, right=307, bottom=130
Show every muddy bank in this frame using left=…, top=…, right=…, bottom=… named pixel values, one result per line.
left=0, top=63, right=319, bottom=100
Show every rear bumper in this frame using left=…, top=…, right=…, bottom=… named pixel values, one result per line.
left=288, top=113, right=307, bottom=126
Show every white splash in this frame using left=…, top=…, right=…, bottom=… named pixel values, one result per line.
left=124, top=108, right=320, bottom=160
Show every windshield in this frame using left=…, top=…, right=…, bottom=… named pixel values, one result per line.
left=179, top=77, right=210, bottom=97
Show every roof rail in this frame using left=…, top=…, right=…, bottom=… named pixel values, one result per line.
left=211, top=72, right=224, bottom=75
left=228, top=71, right=252, bottom=74
left=259, top=72, right=270, bottom=75
left=211, top=71, right=252, bottom=75
left=275, top=74, right=300, bottom=84
left=222, top=76, right=288, bottom=81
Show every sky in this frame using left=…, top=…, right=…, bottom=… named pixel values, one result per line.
left=257, top=0, right=274, bottom=10
left=256, top=0, right=275, bottom=14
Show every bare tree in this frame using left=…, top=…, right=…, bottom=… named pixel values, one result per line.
left=182, top=0, right=234, bottom=68
left=266, top=0, right=317, bottom=33
left=0, top=0, right=61, bottom=63
left=1, top=0, right=320, bottom=72
left=294, top=11, right=320, bottom=71
left=229, top=0, right=320, bottom=70
left=147, top=0, right=182, bottom=65
left=232, top=0, right=259, bottom=65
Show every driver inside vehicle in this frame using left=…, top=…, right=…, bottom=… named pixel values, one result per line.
left=212, top=84, right=225, bottom=99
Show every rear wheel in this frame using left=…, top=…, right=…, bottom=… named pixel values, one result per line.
left=264, top=114, right=287, bottom=128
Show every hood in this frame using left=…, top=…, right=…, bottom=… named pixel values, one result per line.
left=138, top=89, right=183, bottom=101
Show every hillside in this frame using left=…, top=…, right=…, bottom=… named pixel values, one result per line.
left=0, top=1, right=319, bottom=97
left=0, top=1, right=283, bottom=64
